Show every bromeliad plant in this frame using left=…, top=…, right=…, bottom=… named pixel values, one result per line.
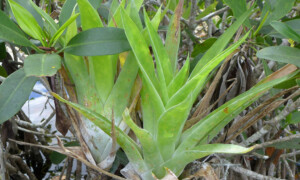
left=0, top=0, right=162, bottom=169
left=52, top=1, right=299, bottom=179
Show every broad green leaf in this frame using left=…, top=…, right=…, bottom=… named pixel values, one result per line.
left=177, top=66, right=298, bottom=153
left=156, top=95, right=192, bottom=161
left=190, top=8, right=253, bottom=79
left=59, top=0, right=77, bottom=26
left=165, top=0, right=184, bottom=73
left=155, top=144, right=254, bottom=177
left=262, top=19, right=300, bottom=39
left=123, top=109, right=164, bottom=170
left=29, top=0, right=58, bottom=36
left=167, top=58, right=189, bottom=98
left=191, top=38, right=217, bottom=57
left=104, top=52, right=139, bottom=120
left=24, top=54, right=61, bottom=77
left=167, top=32, right=250, bottom=108
left=270, top=21, right=300, bottom=43
left=0, top=69, right=38, bottom=123
left=0, top=11, right=32, bottom=47
left=49, top=13, right=80, bottom=46
left=257, top=46, right=300, bottom=67
left=261, top=0, right=295, bottom=26
left=142, top=6, right=162, bottom=45
left=14, top=0, right=43, bottom=27
left=121, top=8, right=165, bottom=135
left=77, top=0, right=104, bottom=30
left=8, top=0, right=45, bottom=45
left=286, top=111, right=300, bottom=125
left=64, top=27, right=131, bottom=56
left=51, top=93, right=148, bottom=173
left=224, top=0, right=250, bottom=27
left=144, top=11, right=173, bottom=103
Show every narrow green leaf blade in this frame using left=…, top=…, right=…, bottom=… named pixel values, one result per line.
left=167, top=58, right=189, bottom=98
left=270, top=21, right=300, bottom=43
left=144, top=11, right=173, bottom=103
left=165, top=0, right=184, bottom=73
left=29, top=0, right=58, bottom=36
left=156, top=95, right=192, bottom=161
left=123, top=109, right=164, bottom=170
left=8, top=0, right=45, bottom=44
left=77, top=0, right=103, bottom=30
left=24, top=54, right=62, bottom=77
left=167, top=32, right=250, bottom=108
left=59, top=0, right=77, bottom=26
left=65, top=27, right=131, bottom=56
left=121, top=8, right=165, bottom=134
left=177, top=65, right=298, bottom=153
left=190, top=7, right=253, bottom=78
left=51, top=93, right=148, bottom=173
left=155, top=144, right=254, bottom=177
left=0, top=69, right=38, bottom=123
left=50, top=13, right=79, bottom=46
left=257, top=46, right=300, bottom=67
left=104, top=52, right=139, bottom=120
left=0, top=11, right=32, bottom=47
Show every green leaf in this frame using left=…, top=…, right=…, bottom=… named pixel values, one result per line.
left=24, top=54, right=61, bottom=77
left=155, top=144, right=254, bottom=177
left=262, top=19, right=300, bottom=39
left=121, top=8, right=165, bottom=135
left=0, top=69, right=38, bottom=123
left=190, top=8, right=253, bottom=79
left=167, top=58, right=189, bottom=98
left=224, top=0, right=250, bottom=27
left=104, top=52, right=139, bottom=121
left=167, top=32, right=250, bottom=108
left=177, top=66, right=298, bottom=153
left=123, top=109, right=164, bottom=171
left=77, top=0, right=104, bottom=30
left=64, top=27, right=131, bottom=56
left=29, top=0, right=58, bottom=37
left=261, top=0, right=295, bottom=26
left=14, top=0, right=43, bottom=27
left=49, top=13, right=79, bottom=46
left=165, top=0, right=184, bottom=73
left=191, top=38, right=217, bottom=57
left=156, top=95, right=193, bottom=161
left=0, top=11, right=33, bottom=47
left=144, top=11, right=173, bottom=103
left=59, top=0, right=77, bottom=26
left=270, top=21, right=300, bottom=43
left=51, top=93, right=148, bottom=174
left=8, top=0, right=45, bottom=45
left=257, top=46, right=300, bottom=67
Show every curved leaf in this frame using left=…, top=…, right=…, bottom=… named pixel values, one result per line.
left=155, top=144, right=254, bottom=177
left=0, top=69, right=38, bottom=123
left=51, top=93, right=148, bottom=173
left=24, top=54, right=62, bottom=77
left=8, top=0, right=45, bottom=45
left=257, top=46, right=300, bottom=67
left=177, top=65, right=298, bottom=153
left=0, top=11, right=32, bottom=47
left=270, top=21, right=300, bottom=43
left=64, top=27, right=131, bottom=56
